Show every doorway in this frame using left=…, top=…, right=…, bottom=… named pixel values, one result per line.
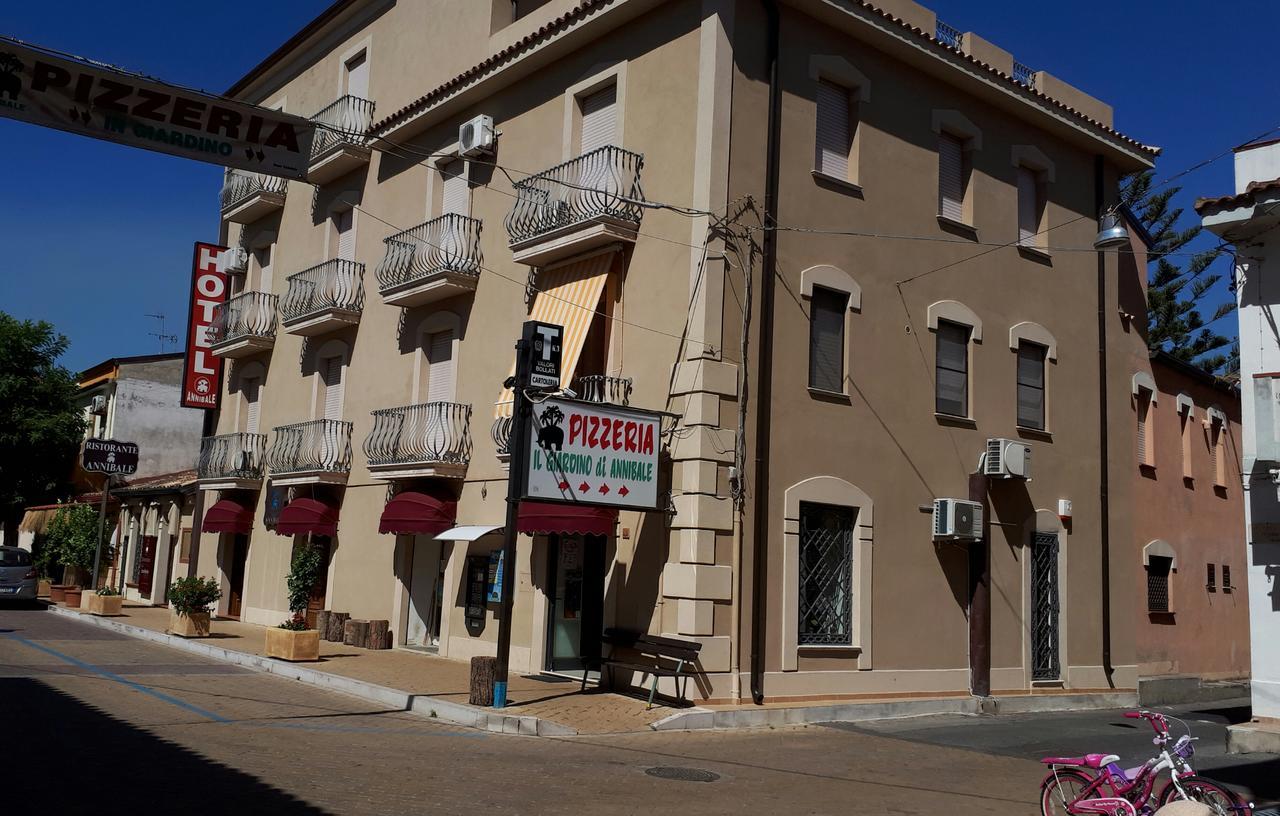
left=225, top=534, right=249, bottom=619
left=1030, top=532, right=1061, bottom=681
left=545, top=534, right=605, bottom=674
left=404, top=536, right=444, bottom=650
left=138, top=536, right=157, bottom=597
left=305, top=536, right=332, bottom=629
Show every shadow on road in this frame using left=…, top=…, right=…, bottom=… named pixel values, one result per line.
left=1, top=678, right=328, bottom=815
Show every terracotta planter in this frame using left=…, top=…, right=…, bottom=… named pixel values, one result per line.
left=83, top=592, right=123, bottom=616
left=63, top=587, right=83, bottom=608
left=49, top=584, right=71, bottom=603
left=37, top=580, right=52, bottom=598
left=169, top=609, right=211, bottom=638
left=265, top=627, right=320, bottom=662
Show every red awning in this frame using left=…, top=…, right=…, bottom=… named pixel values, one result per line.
left=378, top=490, right=458, bottom=536
left=516, top=502, right=617, bottom=536
left=275, top=498, right=339, bottom=537
left=200, top=498, right=254, bottom=534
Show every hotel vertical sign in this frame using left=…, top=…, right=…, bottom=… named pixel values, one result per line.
left=181, top=242, right=228, bottom=409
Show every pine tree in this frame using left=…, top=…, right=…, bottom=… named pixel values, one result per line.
left=1122, top=170, right=1236, bottom=374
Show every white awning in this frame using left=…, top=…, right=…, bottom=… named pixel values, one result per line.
left=435, top=524, right=503, bottom=541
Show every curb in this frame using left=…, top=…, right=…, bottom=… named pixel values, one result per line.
left=44, top=606, right=577, bottom=737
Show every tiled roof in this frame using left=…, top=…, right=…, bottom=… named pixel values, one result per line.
left=1194, top=177, right=1280, bottom=214
left=113, top=469, right=199, bottom=494
left=368, top=0, right=1159, bottom=159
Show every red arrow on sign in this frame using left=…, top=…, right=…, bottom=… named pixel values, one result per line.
left=618, top=485, right=629, bottom=497
left=579, top=481, right=590, bottom=492
left=558, top=481, right=570, bottom=490
left=598, top=483, right=611, bottom=495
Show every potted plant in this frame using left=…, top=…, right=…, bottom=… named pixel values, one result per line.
left=265, top=544, right=323, bottom=661
left=45, top=504, right=110, bottom=590
left=82, top=584, right=123, bottom=616
left=167, top=576, right=221, bottom=637
left=63, top=585, right=83, bottom=608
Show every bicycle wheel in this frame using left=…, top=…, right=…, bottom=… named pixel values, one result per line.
left=1042, top=769, right=1093, bottom=816
left=1159, top=775, right=1247, bottom=816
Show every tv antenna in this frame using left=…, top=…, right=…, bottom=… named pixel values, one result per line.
left=145, top=313, right=179, bottom=353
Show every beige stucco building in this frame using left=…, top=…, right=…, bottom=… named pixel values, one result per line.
left=190, top=0, right=1159, bottom=704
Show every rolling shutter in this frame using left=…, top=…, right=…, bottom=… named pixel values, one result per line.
left=440, top=161, right=469, bottom=216
left=808, top=287, right=847, bottom=392
left=814, top=80, right=850, bottom=180
left=1018, top=166, right=1038, bottom=244
left=243, top=377, right=261, bottom=434
left=345, top=51, right=368, bottom=100
left=256, top=245, right=274, bottom=293
left=1136, top=393, right=1150, bottom=465
left=578, top=85, right=617, bottom=154
left=323, top=356, right=343, bottom=420
left=938, top=134, right=964, bottom=221
left=335, top=209, right=355, bottom=261
left=426, top=331, right=455, bottom=403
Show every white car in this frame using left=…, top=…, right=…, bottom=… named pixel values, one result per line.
left=0, top=547, right=38, bottom=602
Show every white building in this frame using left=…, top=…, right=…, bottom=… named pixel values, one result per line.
left=1198, top=139, right=1280, bottom=752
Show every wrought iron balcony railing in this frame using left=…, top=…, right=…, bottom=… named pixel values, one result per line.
left=267, top=419, right=353, bottom=475
left=1012, top=61, right=1036, bottom=88
left=491, top=410, right=513, bottom=459
left=309, top=95, right=375, bottom=161
left=221, top=170, right=287, bottom=212
left=574, top=375, right=633, bottom=406
left=935, top=20, right=963, bottom=50
left=209, top=291, right=278, bottom=346
left=504, top=145, right=645, bottom=245
left=280, top=259, right=366, bottom=325
left=197, top=433, right=267, bottom=481
left=375, top=213, right=482, bottom=294
left=364, top=402, right=472, bottom=470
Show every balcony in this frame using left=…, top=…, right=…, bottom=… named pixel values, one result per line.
left=266, top=419, right=353, bottom=486
left=375, top=214, right=482, bottom=308
left=221, top=170, right=287, bottom=224
left=197, top=432, right=267, bottom=490
left=280, top=259, right=365, bottom=336
left=504, top=145, right=644, bottom=266
left=490, top=375, right=632, bottom=463
left=308, top=95, right=375, bottom=185
left=364, top=402, right=472, bottom=480
left=209, top=291, right=278, bottom=358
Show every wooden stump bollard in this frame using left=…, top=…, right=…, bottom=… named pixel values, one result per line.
left=469, top=656, right=497, bottom=706
left=344, top=618, right=370, bottom=648
left=326, top=611, right=349, bottom=642
left=315, top=610, right=330, bottom=637
left=366, top=619, right=390, bottom=650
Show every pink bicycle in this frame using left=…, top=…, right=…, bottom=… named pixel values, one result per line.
left=1039, top=710, right=1251, bottom=816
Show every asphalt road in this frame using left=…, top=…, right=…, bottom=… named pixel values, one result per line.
left=3, top=602, right=1273, bottom=815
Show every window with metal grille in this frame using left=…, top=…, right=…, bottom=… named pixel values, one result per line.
left=935, top=320, right=970, bottom=417
left=815, top=79, right=853, bottom=181
left=1016, top=341, right=1046, bottom=430
left=938, top=132, right=966, bottom=222
left=1223, top=565, right=1233, bottom=592
left=1207, top=563, right=1216, bottom=591
left=1147, top=555, right=1172, bottom=613
left=808, top=286, right=847, bottom=392
left=798, top=502, right=854, bottom=646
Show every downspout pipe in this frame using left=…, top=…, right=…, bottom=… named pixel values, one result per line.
left=1095, top=154, right=1114, bottom=687
left=750, top=0, right=781, bottom=706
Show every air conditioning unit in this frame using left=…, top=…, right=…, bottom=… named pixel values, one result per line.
left=90, top=395, right=108, bottom=416
left=458, top=114, right=496, bottom=157
left=216, top=246, right=248, bottom=275
left=933, top=498, right=983, bottom=541
left=984, top=438, right=1031, bottom=480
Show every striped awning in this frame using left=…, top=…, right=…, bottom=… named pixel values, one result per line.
left=494, top=250, right=613, bottom=416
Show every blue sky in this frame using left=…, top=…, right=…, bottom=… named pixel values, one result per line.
left=2, top=1, right=1276, bottom=372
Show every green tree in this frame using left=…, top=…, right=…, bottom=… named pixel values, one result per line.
left=1122, top=170, right=1236, bottom=373
left=44, top=503, right=109, bottom=583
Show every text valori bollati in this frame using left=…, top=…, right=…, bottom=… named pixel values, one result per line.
left=526, top=400, right=662, bottom=509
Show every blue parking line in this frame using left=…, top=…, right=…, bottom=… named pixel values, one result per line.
left=3, top=633, right=230, bottom=723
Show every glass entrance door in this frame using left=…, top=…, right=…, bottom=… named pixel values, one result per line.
left=546, top=534, right=605, bottom=673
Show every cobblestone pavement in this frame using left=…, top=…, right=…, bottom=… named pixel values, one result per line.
left=1, top=605, right=1044, bottom=815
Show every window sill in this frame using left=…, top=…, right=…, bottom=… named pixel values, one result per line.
left=1016, top=425, right=1052, bottom=441
left=811, top=170, right=863, bottom=198
left=798, top=644, right=861, bottom=653
left=807, top=386, right=851, bottom=404
left=937, top=214, right=978, bottom=239
left=1017, top=244, right=1053, bottom=264
left=1031, top=679, right=1064, bottom=688
left=935, top=412, right=977, bottom=428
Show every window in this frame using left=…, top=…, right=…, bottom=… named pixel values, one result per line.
left=1017, top=165, right=1045, bottom=248
left=1147, top=555, right=1172, bottom=613
left=815, top=79, right=854, bottom=182
left=798, top=501, right=854, bottom=645
left=808, top=286, right=848, bottom=392
left=322, top=355, right=343, bottom=420
left=1209, top=412, right=1226, bottom=486
left=253, top=244, right=274, bottom=294
left=1180, top=408, right=1193, bottom=479
left=578, top=84, right=616, bottom=154
left=331, top=209, right=355, bottom=261
left=938, top=132, right=968, bottom=222
left=1016, top=341, right=1046, bottom=430
left=439, top=159, right=470, bottom=217
left=425, top=330, right=456, bottom=403
left=935, top=320, right=970, bottom=417
left=1207, top=563, right=1217, bottom=591
left=1223, top=564, right=1233, bottom=592
left=179, top=529, right=192, bottom=564
left=1136, top=388, right=1154, bottom=467
left=344, top=51, right=368, bottom=100
left=242, top=376, right=262, bottom=435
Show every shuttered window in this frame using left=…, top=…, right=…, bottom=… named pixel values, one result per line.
left=1136, top=389, right=1153, bottom=467
left=1211, top=418, right=1225, bottom=486
left=579, top=84, right=617, bottom=154
left=938, top=133, right=965, bottom=222
left=935, top=321, right=970, bottom=417
left=322, top=356, right=343, bottom=420
left=440, top=160, right=469, bottom=216
left=425, top=330, right=455, bottom=403
left=1016, top=341, right=1046, bottom=430
left=243, top=377, right=261, bottom=434
left=345, top=51, right=368, bottom=100
left=1180, top=411, right=1193, bottom=478
left=334, top=209, right=355, bottom=261
left=1223, top=564, right=1232, bottom=591
left=808, top=287, right=847, bottom=392
left=1147, top=555, right=1172, bottom=613
left=1018, top=165, right=1040, bottom=245
left=814, top=80, right=851, bottom=180
left=256, top=245, right=274, bottom=293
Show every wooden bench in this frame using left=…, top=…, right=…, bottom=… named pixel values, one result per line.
left=584, top=628, right=702, bottom=709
